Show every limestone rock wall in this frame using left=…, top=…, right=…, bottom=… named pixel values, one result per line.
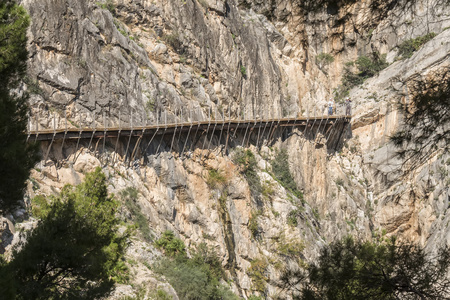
left=2, top=0, right=449, bottom=298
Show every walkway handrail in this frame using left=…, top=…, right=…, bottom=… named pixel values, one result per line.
left=28, top=115, right=350, bottom=134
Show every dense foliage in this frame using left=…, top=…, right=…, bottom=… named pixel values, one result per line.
left=0, top=168, right=129, bottom=299
left=315, top=53, right=334, bottom=70
left=0, top=0, right=29, bottom=84
left=397, top=32, right=437, bottom=59
left=154, top=233, right=237, bottom=300
left=155, top=230, right=187, bottom=257
left=247, top=258, right=268, bottom=294
left=335, top=53, right=389, bottom=100
left=206, top=168, right=227, bottom=190
left=391, top=70, right=450, bottom=171
left=282, top=237, right=450, bottom=300
left=0, top=0, right=39, bottom=213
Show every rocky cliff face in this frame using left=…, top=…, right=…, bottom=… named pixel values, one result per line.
left=3, top=0, right=449, bottom=298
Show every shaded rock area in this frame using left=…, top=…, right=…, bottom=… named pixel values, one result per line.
left=1, top=0, right=448, bottom=298
left=0, top=217, right=14, bottom=254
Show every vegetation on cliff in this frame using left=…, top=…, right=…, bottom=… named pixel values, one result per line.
left=233, top=149, right=262, bottom=196
left=397, top=32, right=437, bottom=59
left=0, top=168, right=129, bottom=299
left=272, top=149, right=303, bottom=199
left=282, top=236, right=450, bottom=299
left=120, top=187, right=153, bottom=242
left=334, top=53, right=389, bottom=100
left=154, top=232, right=238, bottom=300
left=1, top=0, right=448, bottom=298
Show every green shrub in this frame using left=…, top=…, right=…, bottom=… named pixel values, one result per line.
left=155, top=231, right=186, bottom=257
left=240, top=65, right=247, bottom=77
left=191, top=243, right=225, bottom=280
left=96, top=0, right=115, bottom=15
left=261, top=180, right=275, bottom=200
left=233, top=149, right=261, bottom=195
left=248, top=210, right=262, bottom=238
left=248, top=258, right=268, bottom=293
left=163, top=32, right=182, bottom=51
left=316, top=53, right=334, bottom=67
left=113, top=19, right=130, bottom=39
left=278, top=236, right=305, bottom=257
left=292, top=236, right=450, bottom=299
left=312, top=208, right=320, bottom=220
left=153, top=289, right=172, bottom=300
left=233, top=149, right=256, bottom=171
left=153, top=243, right=238, bottom=300
left=112, top=259, right=131, bottom=284
left=335, top=178, right=344, bottom=186
left=23, top=76, right=44, bottom=96
left=2, top=168, right=129, bottom=298
left=146, top=98, right=155, bottom=113
left=120, top=187, right=153, bottom=242
left=272, top=149, right=303, bottom=199
left=206, top=168, right=227, bottom=189
left=248, top=296, right=263, bottom=300
left=355, top=54, right=388, bottom=77
left=335, top=53, right=388, bottom=100
left=30, top=195, right=50, bottom=219
left=287, top=209, right=300, bottom=227
left=397, top=32, right=436, bottom=59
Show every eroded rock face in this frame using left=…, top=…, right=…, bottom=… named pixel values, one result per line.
left=7, top=0, right=450, bottom=298
left=22, top=138, right=327, bottom=297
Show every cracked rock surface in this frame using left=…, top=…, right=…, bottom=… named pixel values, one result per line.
left=3, top=0, right=450, bottom=298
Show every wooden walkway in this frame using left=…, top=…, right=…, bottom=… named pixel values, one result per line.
left=28, top=115, right=351, bottom=142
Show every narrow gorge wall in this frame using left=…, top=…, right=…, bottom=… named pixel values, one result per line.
left=2, top=0, right=449, bottom=298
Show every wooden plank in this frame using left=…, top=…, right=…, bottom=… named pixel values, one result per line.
left=28, top=116, right=351, bottom=141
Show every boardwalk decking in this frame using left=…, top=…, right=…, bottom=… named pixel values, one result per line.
left=28, top=115, right=351, bottom=142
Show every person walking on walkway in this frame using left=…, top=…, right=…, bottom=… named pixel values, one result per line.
left=345, top=97, right=352, bottom=116
left=328, top=98, right=334, bottom=116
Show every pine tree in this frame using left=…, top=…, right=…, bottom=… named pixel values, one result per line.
left=0, top=168, right=129, bottom=299
left=0, top=0, right=40, bottom=213
left=282, top=237, right=450, bottom=300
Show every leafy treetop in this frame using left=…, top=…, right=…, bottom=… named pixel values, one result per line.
left=0, top=167, right=129, bottom=300
left=0, top=0, right=30, bottom=90
left=0, top=0, right=39, bottom=213
left=282, top=236, right=450, bottom=300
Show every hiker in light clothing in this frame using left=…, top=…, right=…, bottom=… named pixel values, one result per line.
left=328, top=99, right=334, bottom=116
